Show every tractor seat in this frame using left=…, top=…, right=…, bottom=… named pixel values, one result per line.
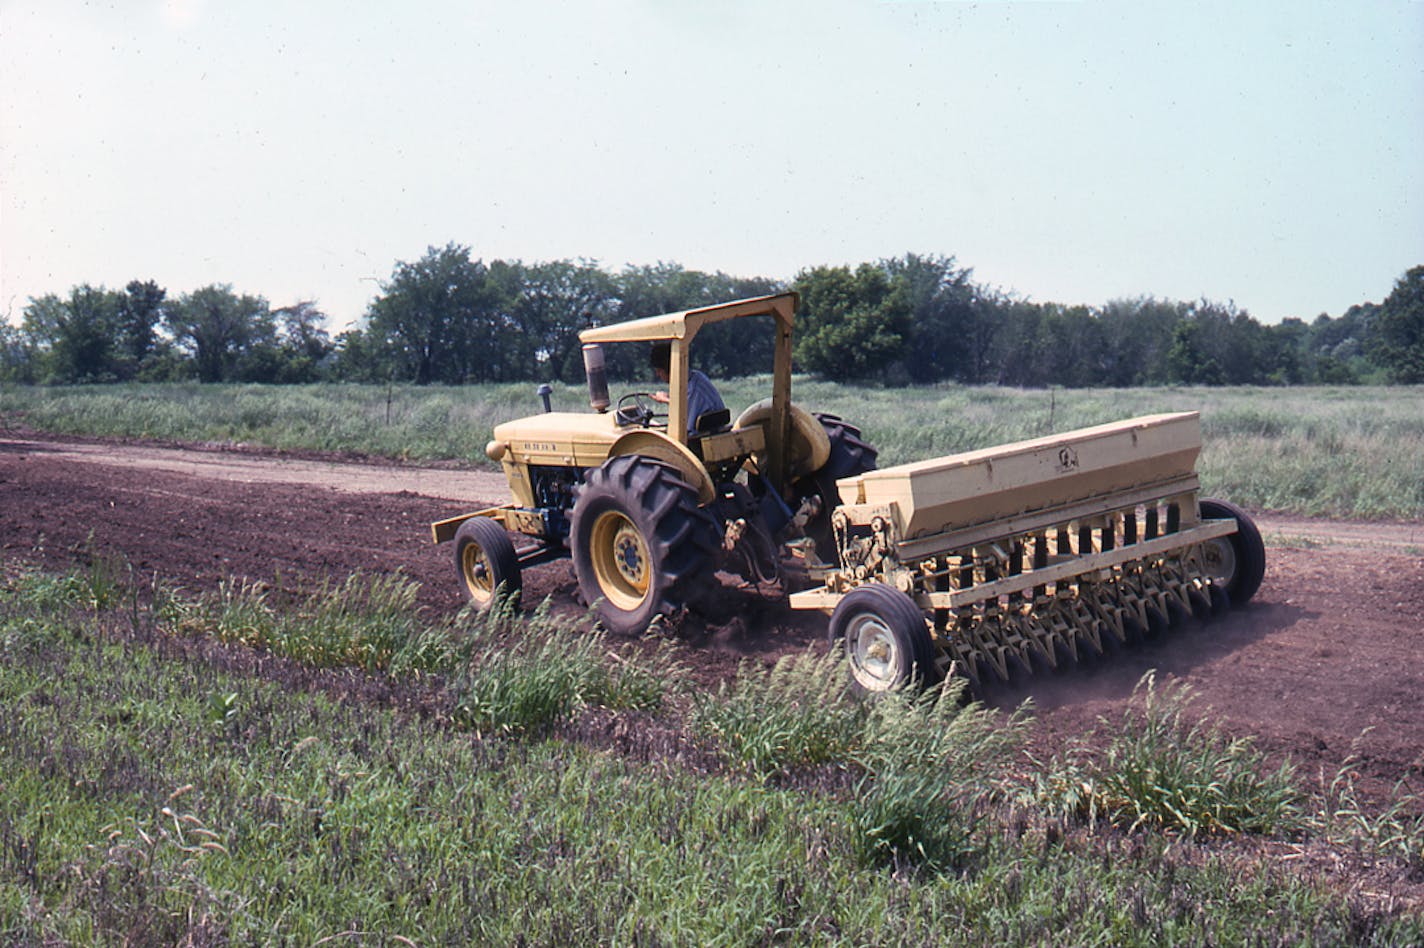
left=693, top=407, right=732, bottom=435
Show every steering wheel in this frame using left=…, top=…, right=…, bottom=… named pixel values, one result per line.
left=615, top=392, right=660, bottom=428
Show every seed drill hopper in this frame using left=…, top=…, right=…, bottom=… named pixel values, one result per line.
left=432, top=292, right=1265, bottom=695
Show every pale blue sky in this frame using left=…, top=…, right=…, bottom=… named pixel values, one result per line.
left=3, top=1, right=1421, bottom=330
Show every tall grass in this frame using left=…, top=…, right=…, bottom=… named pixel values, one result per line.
left=691, top=653, right=1026, bottom=870
left=448, top=600, right=676, bottom=736
left=691, top=649, right=867, bottom=778
left=0, top=382, right=537, bottom=461
left=174, top=571, right=425, bottom=672
left=1029, top=672, right=1304, bottom=836
left=849, top=680, right=1024, bottom=870
left=6, top=380, right=1422, bottom=517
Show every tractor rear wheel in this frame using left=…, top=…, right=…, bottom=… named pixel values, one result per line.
left=571, top=456, right=720, bottom=635
left=1199, top=498, right=1266, bottom=605
left=829, top=583, right=937, bottom=694
left=800, top=413, right=879, bottom=561
left=453, top=517, right=522, bottom=609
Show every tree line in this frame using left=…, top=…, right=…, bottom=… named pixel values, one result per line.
left=4, top=246, right=1421, bottom=387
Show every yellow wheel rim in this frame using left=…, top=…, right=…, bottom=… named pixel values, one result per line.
left=589, top=510, right=651, bottom=612
left=461, top=542, right=495, bottom=603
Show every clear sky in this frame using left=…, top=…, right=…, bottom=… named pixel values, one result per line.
left=3, top=0, right=1421, bottom=331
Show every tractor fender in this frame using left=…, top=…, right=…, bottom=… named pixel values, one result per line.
left=607, top=429, right=717, bottom=506
left=734, top=399, right=832, bottom=480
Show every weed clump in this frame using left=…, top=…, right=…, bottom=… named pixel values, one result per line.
left=449, top=600, right=675, bottom=737
left=690, top=650, right=865, bottom=778
left=176, top=572, right=424, bottom=671
left=851, top=680, right=1024, bottom=870
left=1313, top=737, right=1424, bottom=871
left=1030, top=671, right=1303, bottom=836
left=693, top=651, right=1025, bottom=870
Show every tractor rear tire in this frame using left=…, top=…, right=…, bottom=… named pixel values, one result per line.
left=801, top=414, right=879, bottom=562
left=570, top=456, right=720, bottom=635
left=453, top=517, right=522, bottom=609
left=814, top=413, right=879, bottom=479
left=829, top=583, right=937, bottom=694
left=1199, top=498, right=1266, bottom=605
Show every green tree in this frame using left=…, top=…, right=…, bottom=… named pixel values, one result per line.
left=165, top=285, right=274, bottom=382
left=1161, top=300, right=1266, bottom=385
left=59, top=285, right=124, bottom=381
left=18, top=294, right=66, bottom=380
left=793, top=263, right=910, bottom=380
left=1039, top=304, right=1107, bottom=387
left=1300, top=308, right=1368, bottom=383
left=1165, top=320, right=1224, bottom=385
left=1094, top=297, right=1182, bottom=387
left=19, top=285, right=127, bottom=382
left=881, top=253, right=982, bottom=383
left=326, top=326, right=392, bottom=382
left=364, top=243, right=507, bottom=384
left=1259, top=317, right=1309, bottom=385
left=115, top=280, right=167, bottom=378
left=270, top=301, right=333, bottom=382
left=0, top=322, right=34, bottom=383
left=508, top=260, right=617, bottom=383
left=1369, top=265, right=1424, bottom=383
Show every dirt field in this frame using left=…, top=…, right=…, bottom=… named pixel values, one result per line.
left=3, top=432, right=1422, bottom=802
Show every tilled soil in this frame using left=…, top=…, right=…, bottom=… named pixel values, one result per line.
left=3, top=431, right=1422, bottom=804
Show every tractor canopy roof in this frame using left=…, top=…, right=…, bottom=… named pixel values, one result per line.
left=578, top=291, right=798, bottom=345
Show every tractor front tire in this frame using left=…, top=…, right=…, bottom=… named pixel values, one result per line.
left=453, top=517, right=522, bottom=609
left=571, top=456, right=720, bottom=635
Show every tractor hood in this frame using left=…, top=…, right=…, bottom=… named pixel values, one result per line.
left=491, top=412, right=622, bottom=468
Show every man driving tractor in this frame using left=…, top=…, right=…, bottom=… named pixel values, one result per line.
left=649, top=341, right=725, bottom=436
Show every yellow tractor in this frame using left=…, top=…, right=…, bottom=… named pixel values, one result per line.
left=433, top=292, right=1265, bottom=694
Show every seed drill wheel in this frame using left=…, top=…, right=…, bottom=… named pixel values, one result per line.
left=453, top=517, right=522, bottom=609
left=829, top=583, right=937, bottom=694
left=800, top=413, right=879, bottom=562
left=570, top=455, right=719, bottom=635
left=1199, top=498, right=1267, bottom=605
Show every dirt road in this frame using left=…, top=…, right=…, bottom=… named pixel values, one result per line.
left=3, top=432, right=1422, bottom=799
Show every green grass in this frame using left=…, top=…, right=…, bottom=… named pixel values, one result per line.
left=691, top=649, right=868, bottom=778
left=446, top=600, right=676, bottom=736
left=1029, top=672, right=1304, bottom=836
left=4, top=561, right=1423, bottom=944
left=5, top=380, right=1423, bottom=518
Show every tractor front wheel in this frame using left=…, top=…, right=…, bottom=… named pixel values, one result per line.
left=571, top=456, right=719, bottom=635
left=453, top=517, right=522, bottom=609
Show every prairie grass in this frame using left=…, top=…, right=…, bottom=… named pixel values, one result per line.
left=173, top=571, right=425, bottom=672
left=5, top=380, right=1422, bottom=517
left=1313, top=736, right=1424, bottom=871
left=1, top=562, right=1422, bottom=943
left=691, top=649, right=867, bottom=778
left=447, top=599, right=676, bottom=736
left=849, top=680, right=1025, bottom=870
left=692, top=654, right=1027, bottom=870
left=1028, top=672, right=1304, bottom=836
left=163, top=570, right=672, bottom=735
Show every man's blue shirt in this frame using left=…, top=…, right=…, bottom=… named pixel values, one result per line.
left=685, top=370, right=725, bottom=435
